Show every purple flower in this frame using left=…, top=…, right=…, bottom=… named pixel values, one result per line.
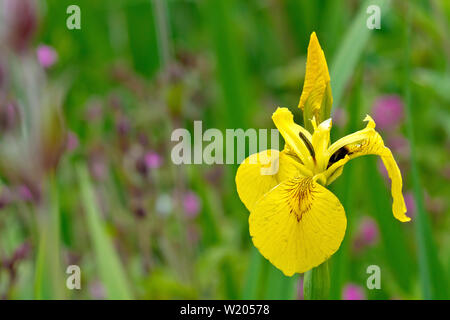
left=359, top=217, right=379, bottom=245
left=36, top=44, right=58, bottom=68
left=133, top=206, right=147, bottom=219
left=0, top=101, right=19, bottom=132
left=66, top=131, right=79, bottom=152
left=353, top=217, right=379, bottom=253
left=12, top=241, right=31, bottom=262
left=116, top=116, right=130, bottom=136
left=88, top=151, right=107, bottom=181
left=17, top=184, right=33, bottom=202
left=89, top=280, right=106, bottom=300
left=342, top=284, right=365, bottom=300
left=136, top=151, right=163, bottom=175
left=4, top=0, right=38, bottom=53
left=144, top=151, right=163, bottom=169
left=15, top=183, right=41, bottom=204
left=183, top=191, right=201, bottom=219
left=372, top=95, right=404, bottom=131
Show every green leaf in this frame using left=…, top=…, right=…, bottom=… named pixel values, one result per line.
left=330, top=0, right=388, bottom=108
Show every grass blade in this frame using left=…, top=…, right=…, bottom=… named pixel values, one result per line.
left=201, top=0, right=253, bottom=128
left=77, top=163, right=133, bottom=299
left=265, top=265, right=297, bottom=300
left=34, top=176, right=66, bottom=299
left=366, top=158, right=416, bottom=293
left=330, top=0, right=388, bottom=108
left=241, top=247, right=266, bottom=299
left=402, top=5, right=448, bottom=299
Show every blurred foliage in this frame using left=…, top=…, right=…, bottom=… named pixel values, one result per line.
left=0, top=0, right=449, bottom=300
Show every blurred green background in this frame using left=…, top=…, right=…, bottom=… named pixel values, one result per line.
left=0, top=0, right=449, bottom=300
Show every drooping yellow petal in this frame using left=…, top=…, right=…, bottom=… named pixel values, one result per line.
left=235, top=149, right=310, bottom=211
left=379, top=148, right=408, bottom=221
left=298, top=32, right=331, bottom=116
left=326, top=115, right=410, bottom=222
left=249, top=177, right=347, bottom=276
left=272, top=107, right=315, bottom=169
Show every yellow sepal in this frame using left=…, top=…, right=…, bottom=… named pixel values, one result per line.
left=326, top=115, right=410, bottom=222
left=235, top=149, right=309, bottom=211
left=249, top=177, right=347, bottom=276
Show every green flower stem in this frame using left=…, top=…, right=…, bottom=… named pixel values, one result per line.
left=302, top=69, right=332, bottom=301
left=303, top=260, right=330, bottom=300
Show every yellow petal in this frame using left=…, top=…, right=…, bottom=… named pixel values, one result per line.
left=272, top=107, right=315, bottom=169
left=324, top=155, right=349, bottom=186
left=249, top=177, right=347, bottom=276
left=326, top=115, right=410, bottom=222
left=235, top=149, right=309, bottom=211
left=311, top=118, right=332, bottom=172
left=298, top=32, right=331, bottom=115
left=380, top=148, right=409, bottom=222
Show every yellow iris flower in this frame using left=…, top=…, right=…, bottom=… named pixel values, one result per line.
left=235, top=32, right=410, bottom=277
